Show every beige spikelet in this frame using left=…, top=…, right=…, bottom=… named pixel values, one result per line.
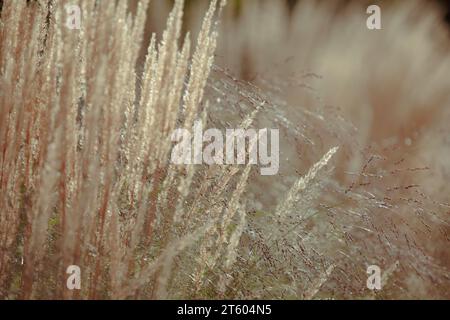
left=276, top=146, right=339, bottom=217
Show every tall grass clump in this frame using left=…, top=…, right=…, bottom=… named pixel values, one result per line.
left=1, top=0, right=449, bottom=300
left=0, top=0, right=257, bottom=299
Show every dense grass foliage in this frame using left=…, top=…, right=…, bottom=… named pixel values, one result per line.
left=0, top=0, right=449, bottom=299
